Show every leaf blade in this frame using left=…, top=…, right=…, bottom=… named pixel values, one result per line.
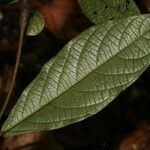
left=27, top=11, right=44, bottom=36
left=78, top=0, right=140, bottom=24
left=2, top=15, right=150, bottom=136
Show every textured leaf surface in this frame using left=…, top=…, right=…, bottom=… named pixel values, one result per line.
left=2, top=15, right=150, bottom=136
left=27, top=11, right=44, bottom=36
left=78, top=0, right=140, bottom=24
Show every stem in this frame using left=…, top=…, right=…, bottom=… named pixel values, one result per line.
left=0, top=0, right=29, bottom=121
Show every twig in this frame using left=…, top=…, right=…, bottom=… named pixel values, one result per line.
left=0, top=0, right=30, bottom=120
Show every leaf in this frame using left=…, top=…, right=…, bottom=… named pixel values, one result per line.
left=2, top=15, right=150, bottom=136
left=78, top=0, right=140, bottom=24
left=27, top=11, right=44, bottom=36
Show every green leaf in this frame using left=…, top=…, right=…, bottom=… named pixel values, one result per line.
left=78, top=0, right=140, bottom=24
left=27, top=11, right=44, bottom=36
left=2, top=15, right=150, bottom=136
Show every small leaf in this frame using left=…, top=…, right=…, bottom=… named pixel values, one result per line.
left=27, top=11, right=44, bottom=36
left=2, top=15, right=150, bottom=136
left=78, top=0, right=140, bottom=24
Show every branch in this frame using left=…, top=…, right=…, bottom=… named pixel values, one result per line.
left=0, top=0, right=30, bottom=121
